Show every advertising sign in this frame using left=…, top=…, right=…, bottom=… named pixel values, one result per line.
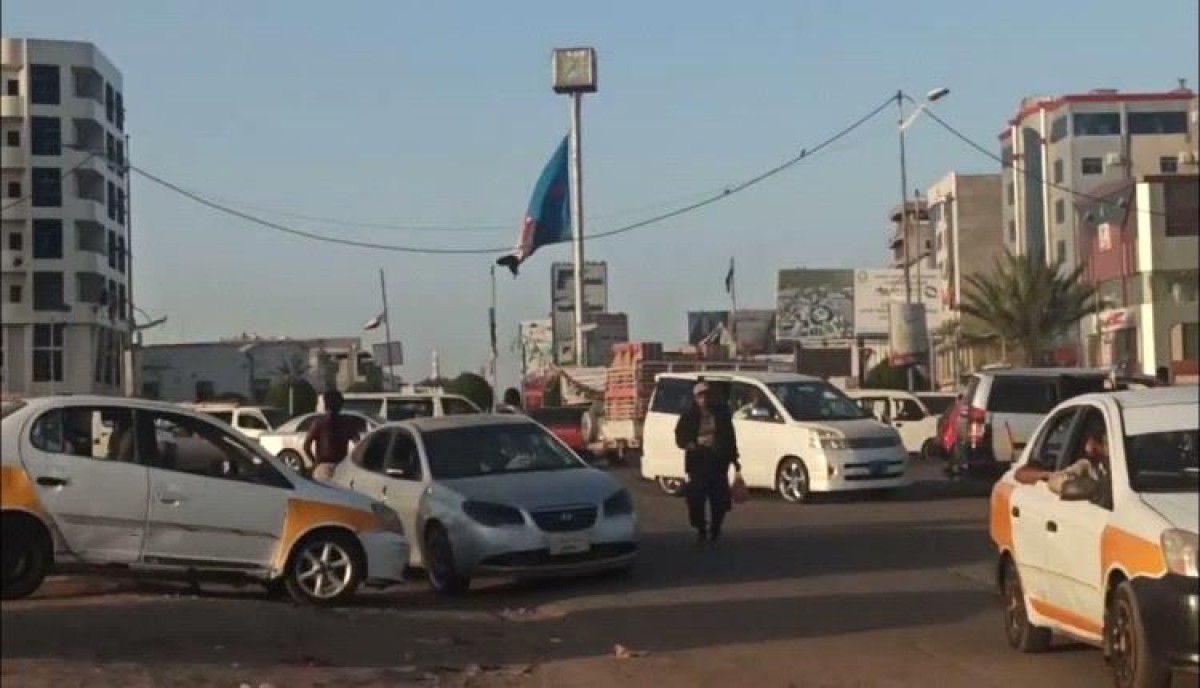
left=887, top=302, right=929, bottom=366
left=519, top=319, right=555, bottom=375
left=776, top=269, right=855, bottom=343
left=688, top=310, right=777, bottom=355
left=853, top=269, right=943, bottom=336
left=372, top=341, right=404, bottom=367
left=551, top=261, right=608, bottom=364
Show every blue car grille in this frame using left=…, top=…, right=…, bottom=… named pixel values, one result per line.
left=531, top=506, right=598, bottom=533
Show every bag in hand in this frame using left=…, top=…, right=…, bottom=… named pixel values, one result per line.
left=731, top=472, right=749, bottom=504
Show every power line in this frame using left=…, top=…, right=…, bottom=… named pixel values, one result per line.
left=910, top=96, right=1172, bottom=219
left=133, top=94, right=896, bottom=254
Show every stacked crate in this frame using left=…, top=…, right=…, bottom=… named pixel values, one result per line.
left=603, top=342, right=663, bottom=421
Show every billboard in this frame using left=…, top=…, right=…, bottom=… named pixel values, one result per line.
left=372, top=341, right=404, bottom=367
left=551, top=261, right=608, bottom=365
left=853, top=269, right=943, bottom=336
left=688, top=310, right=777, bottom=355
left=519, top=319, right=554, bottom=375
left=776, top=269, right=855, bottom=343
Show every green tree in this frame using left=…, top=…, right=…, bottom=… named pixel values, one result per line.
left=446, top=372, right=494, bottom=411
left=958, top=250, right=1100, bottom=366
left=265, top=378, right=317, bottom=417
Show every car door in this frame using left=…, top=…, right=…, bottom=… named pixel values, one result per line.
left=892, top=395, right=936, bottom=454
left=375, top=428, right=429, bottom=553
left=640, top=378, right=692, bottom=482
left=139, top=409, right=292, bottom=571
left=1041, top=405, right=1111, bottom=632
left=729, top=381, right=788, bottom=487
left=20, top=404, right=150, bottom=563
left=1009, top=407, right=1081, bottom=606
left=235, top=411, right=270, bottom=441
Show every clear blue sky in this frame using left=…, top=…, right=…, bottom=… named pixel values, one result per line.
left=5, top=0, right=1198, bottom=388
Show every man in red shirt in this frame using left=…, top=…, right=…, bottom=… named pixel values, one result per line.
left=304, top=391, right=365, bottom=481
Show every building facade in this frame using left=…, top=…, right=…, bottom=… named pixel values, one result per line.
left=139, top=336, right=373, bottom=404
left=1, top=39, right=131, bottom=398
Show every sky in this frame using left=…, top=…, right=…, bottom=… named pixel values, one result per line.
left=5, top=0, right=1198, bottom=389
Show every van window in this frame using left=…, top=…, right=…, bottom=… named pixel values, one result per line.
left=649, top=379, right=695, bottom=415
left=204, top=411, right=234, bottom=426
left=342, top=399, right=384, bottom=416
left=442, top=397, right=480, bottom=415
left=387, top=399, right=434, bottom=421
left=987, top=378, right=1058, bottom=414
left=767, top=381, right=867, bottom=421
left=238, top=414, right=268, bottom=431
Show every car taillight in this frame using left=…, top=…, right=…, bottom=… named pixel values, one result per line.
left=967, top=407, right=988, bottom=448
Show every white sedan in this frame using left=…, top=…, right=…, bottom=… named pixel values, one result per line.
left=258, top=411, right=381, bottom=473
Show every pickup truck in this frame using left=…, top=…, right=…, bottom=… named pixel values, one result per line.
left=526, top=405, right=592, bottom=459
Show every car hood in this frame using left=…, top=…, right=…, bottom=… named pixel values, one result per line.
left=1140, top=493, right=1200, bottom=532
left=795, top=417, right=898, bottom=438
left=440, top=468, right=622, bottom=510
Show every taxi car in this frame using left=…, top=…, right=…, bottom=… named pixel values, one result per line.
left=2, top=396, right=408, bottom=605
left=989, top=386, right=1198, bottom=687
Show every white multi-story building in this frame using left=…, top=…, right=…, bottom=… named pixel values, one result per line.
left=1, top=39, right=131, bottom=398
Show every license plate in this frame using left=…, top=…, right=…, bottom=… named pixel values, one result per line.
left=548, top=532, right=590, bottom=556
left=869, top=460, right=889, bottom=475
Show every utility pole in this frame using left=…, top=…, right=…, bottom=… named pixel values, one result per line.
left=379, top=269, right=396, bottom=391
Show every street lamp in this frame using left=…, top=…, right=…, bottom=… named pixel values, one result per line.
left=552, top=47, right=597, bottom=366
left=238, top=342, right=259, bottom=403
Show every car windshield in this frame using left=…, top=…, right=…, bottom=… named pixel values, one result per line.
left=1125, top=428, right=1199, bottom=493
left=261, top=408, right=289, bottom=428
left=766, top=381, right=868, bottom=421
left=422, top=422, right=584, bottom=480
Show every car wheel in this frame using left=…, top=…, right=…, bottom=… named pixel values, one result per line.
left=1001, top=558, right=1051, bottom=652
left=424, top=523, right=470, bottom=595
left=776, top=457, right=811, bottom=503
left=920, top=439, right=941, bottom=461
left=2, top=519, right=50, bottom=601
left=278, top=450, right=306, bottom=473
left=656, top=476, right=686, bottom=496
left=283, top=531, right=363, bottom=605
left=1106, top=581, right=1171, bottom=688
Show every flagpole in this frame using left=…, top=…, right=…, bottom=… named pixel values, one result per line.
left=379, top=268, right=396, bottom=391
left=569, top=91, right=587, bottom=367
left=729, top=257, right=739, bottom=359
left=489, top=265, right=498, bottom=409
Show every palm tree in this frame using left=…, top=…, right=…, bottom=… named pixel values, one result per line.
left=958, top=250, right=1099, bottom=367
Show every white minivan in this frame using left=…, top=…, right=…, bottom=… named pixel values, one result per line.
left=844, top=389, right=941, bottom=459
left=640, top=372, right=909, bottom=503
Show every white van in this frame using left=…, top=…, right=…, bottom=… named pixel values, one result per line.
left=319, top=391, right=481, bottom=421
left=844, top=389, right=940, bottom=459
left=182, top=403, right=288, bottom=441
left=640, top=372, right=909, bottom=503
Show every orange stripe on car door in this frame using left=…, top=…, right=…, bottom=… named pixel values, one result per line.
left=1102, top=526, right=1166, bottom=579
left=1, top=465, right=47, bottom=518
left=270, top=499, right=378, bottom=571
left=1029, top=598, right=1103, bottom=636
left=989, top=482, right=1014, bottom=550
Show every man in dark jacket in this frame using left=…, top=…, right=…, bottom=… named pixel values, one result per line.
left=674, top=381, right=740, bottom=544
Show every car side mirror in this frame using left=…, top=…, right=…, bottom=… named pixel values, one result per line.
left=1059, top=477, right=1098, bottom=502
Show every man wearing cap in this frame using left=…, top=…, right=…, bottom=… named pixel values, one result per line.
left=674, top=381, right=741, bottom=544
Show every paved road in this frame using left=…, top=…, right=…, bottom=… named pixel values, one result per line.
left=2, top=462, right=1123, bottom=687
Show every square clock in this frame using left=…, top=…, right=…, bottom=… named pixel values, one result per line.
left=552, top=47, right=597, bottom=94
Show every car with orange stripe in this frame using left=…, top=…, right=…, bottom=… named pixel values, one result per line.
left=989, top=386, right=1198, bottom=687
left=2, top=396, right=408, bottom=605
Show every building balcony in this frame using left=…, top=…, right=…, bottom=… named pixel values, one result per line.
left=75, top=168, right=106, bottom=204
left=1, top=144, right=26, bottom=169
left=71, top=117, right=106, bottom=157
left=0, top=95, right=24, bottom=119
left=72, top=66, right=105, bottom=105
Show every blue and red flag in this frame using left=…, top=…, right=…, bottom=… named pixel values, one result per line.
left=497, top=136, right=571, bottom=276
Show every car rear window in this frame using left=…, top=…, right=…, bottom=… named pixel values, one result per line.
left=985, top=375, right=1108, bottom=414
left=386, top=399, right=434, bottom=421
left=649, top=379, right=695, bottom=415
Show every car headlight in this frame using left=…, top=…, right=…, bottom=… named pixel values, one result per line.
left=1161, top=529, right=1199, bottom=578
left=809, top=429, right=848, bottom=450
left=603, top=489, right=634, bottom=517
left=371, top=503, right=405, bottom=536
left=462, top=500, right=526, bottom=527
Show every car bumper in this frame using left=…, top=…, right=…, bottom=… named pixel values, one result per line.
left=454, top=513, right=638, bottom=579
left=809, top=447, right=910, bottom=492
left=358, top=531, right=409, bottom=585
left=1131, top=574, right=1200, bottom=670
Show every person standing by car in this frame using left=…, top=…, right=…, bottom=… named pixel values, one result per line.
left=304, top=391, right=365, bottom=482
left=675, top=381, right=740, bottom=544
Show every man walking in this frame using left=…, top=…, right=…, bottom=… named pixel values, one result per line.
left=304, top=390, right=365, bottom=482
left=675, top=381, right=740, bottom=544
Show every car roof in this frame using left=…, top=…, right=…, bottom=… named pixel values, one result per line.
left=843, top=388, right=915, bottom=397
left=974, top=367, right=1110, bottom=378
left=659, top=371, right=821, bottom=385
left=388, top=413, right=533, bottom=433
left=1109, top=385, right=1199, bottom=409
left=11, top=395, right=211, bottom=414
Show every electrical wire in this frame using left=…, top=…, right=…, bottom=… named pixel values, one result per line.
left=1, top=152, right=102, bottom=211
left=909, top=95, right=1172, bottom=218
left=132, top=94, right=896, bottom=255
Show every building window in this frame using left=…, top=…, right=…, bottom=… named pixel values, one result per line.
left=32, top=219, right=63, bottom=259
left=1049, top=116, right=1069, bottom=143
left=76, top=222, right=106, bottom=254
left=4, top=130, right=18, bottom=147
left=1056, top=240, right=1067, bottom=263
left=94, top=326, right=119, bottom=385
left=116, top=189, right=126, bottom=225
left=115, top=138, right=125, bottom=170
left=107, top=231, right=117, bottom=269
left=33, top=271, right=66, bottom=311
left=1001, top=146, right=1013, bottom=169
left=1007, top=220, right=1016, bottom=244
left=9, top=285, right=22, bottom=303
left=6, top=181, right=20, bottom=198
left=1160, top=156, right=1179, bottom=174
left=106, top=181, right=117, bottom=220
left=1053, top=159, right=1064, bottom=184
left=30, top=117, right=61, bottom=156
left=115, top=91, right=125, bottom=132
left=31, top=167, right=62, bottom=207
left=1165, top=178, right=1200, bottom=237
left=118, top=283, right=126, bottom=320
left=5, top=79, right=17, bottom=96
left=1006, top=182, right=1015, bottom=206
left=29, top=64, right=60, bottom=105
left=105, top=132, right=115, bottom=165
left=1054, top=199, right=1066, bottom=224
left=76, top=272, right=105, bottom=303
left=1081, top=157, right=1104, bottom=175
left=116, top=235, right=126, bottom=272
left=104, top=83, right=115, bottom=122
left=1128, top=111, right=1188, bottom=135
left=32, top=323, right=65, bottom=382
left=7, top=232, right=21, bottom=251
left=106, top=279, right=116, bottom=312
left=1073, top=112, right=1121, bottom=137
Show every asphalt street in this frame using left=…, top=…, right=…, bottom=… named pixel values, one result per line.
left=1, top=462, right=1128, bottom=687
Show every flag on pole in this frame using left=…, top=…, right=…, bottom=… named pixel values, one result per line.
left=363, top=312, right=386, bottom=330
left=496, top=136, right=572, bottom=276
left=725, top=257, right=735, bottom=294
